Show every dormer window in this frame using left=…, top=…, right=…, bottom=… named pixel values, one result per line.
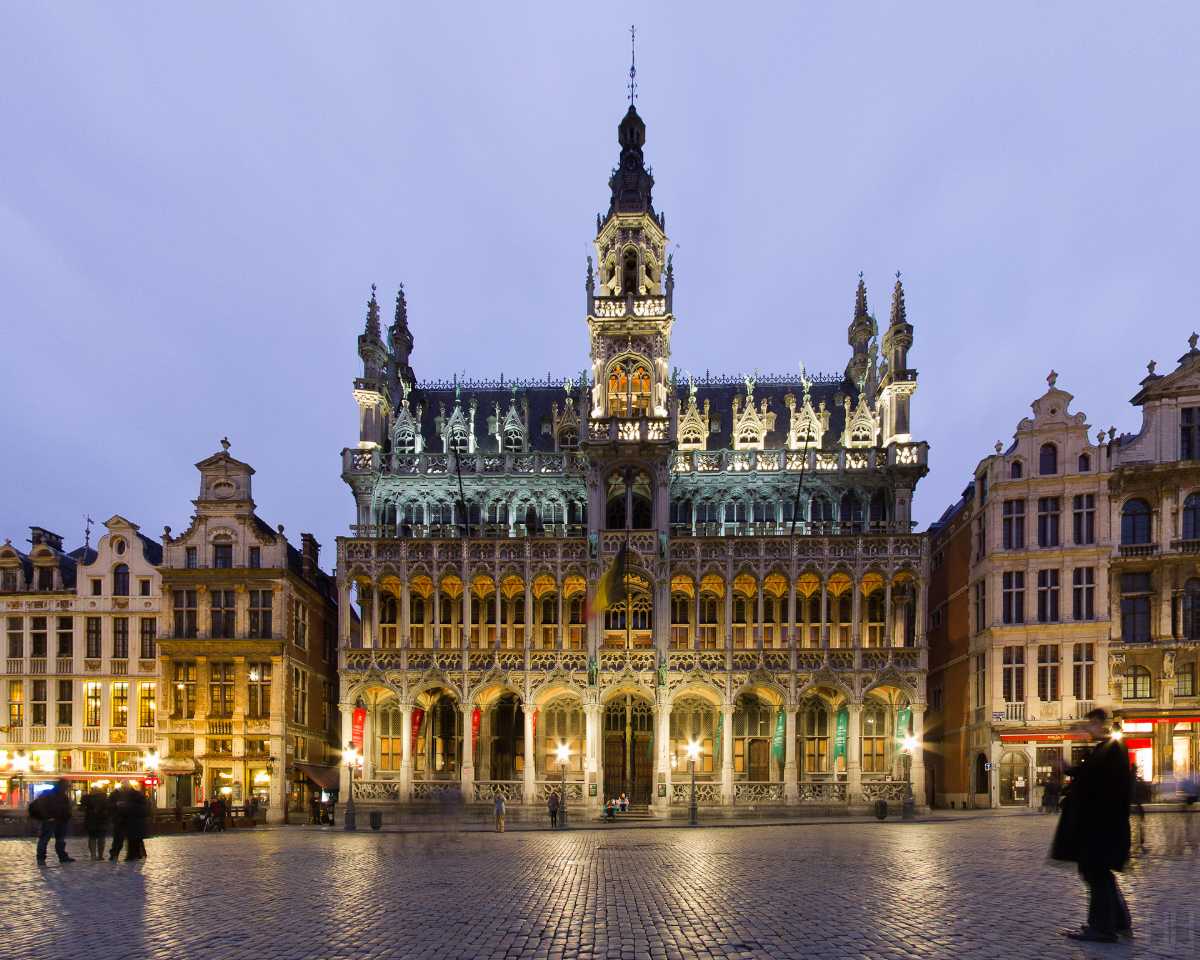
left=448, top=429, right=468, bottom=454
left=606, top=358, right=652, bottom=418
left=1077, top=453, right=1091, bottom=473
left=37, top=567, right=53, bottom=590
left=113, top=538, right=126, bottom=556
left=213, top=543, right=233, bottom=569
left=1010, top=461, right=1023, bottom=480
left=395, top=429, right=416, bottom=454
left=113, top=564, right=130, bottom=597
left=559, top=429, right=578, bottom=450
left=1039, top=443, right=1058, bottom=476
left=504, top=426, right=523, bottom=453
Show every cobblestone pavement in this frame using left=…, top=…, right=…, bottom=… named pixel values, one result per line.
left=2, top=815, right=1197, bottom=960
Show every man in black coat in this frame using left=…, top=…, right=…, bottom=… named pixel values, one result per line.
left=1056, top=709, right=1133, bottom=943
left=31, top=779, right=75, bottom=864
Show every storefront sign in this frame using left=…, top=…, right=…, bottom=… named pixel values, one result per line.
left=411, top=707, right=425, bottom=745
left=351, top=707, right=366, bottom=750
left=834, top=706, right=849, bottom=762
left=471, top=707, right=481, bottom=752
left=771, top=710, right=786, bottom=762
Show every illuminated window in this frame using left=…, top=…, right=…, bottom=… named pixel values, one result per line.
left=860, top=702, right=888, bottom=773
left=208, top=663, right=234, bottom=718
left=1123, top=665, right=1153, bottom=700
left=606, top=358, right=652, bottom=418
left=111, top=681, right=129, bottom=727
left=138, top=682, right=156, bottom=728
left=84, top=681, right=102, bottom=727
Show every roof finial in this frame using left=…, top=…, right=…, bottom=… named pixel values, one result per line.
left=1190, top=331, right=1199, bottom=352
left=1047, top=369, right=1058, bottom=388
left=220, top=436, right=230, bottom=452
left=627, top=25, right=637, bottom=104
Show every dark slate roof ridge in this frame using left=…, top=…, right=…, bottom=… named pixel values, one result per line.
left=136, top=533, right=163, bottom=566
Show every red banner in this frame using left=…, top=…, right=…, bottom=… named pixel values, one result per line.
left=411, top=707, right=425, bottom=745
left=532, top=708, right=538, bottom=741
left=471, top=707, right=481, bottom=752
left=351, top=707, right=366, bottom=750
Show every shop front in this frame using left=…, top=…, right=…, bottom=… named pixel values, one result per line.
left=1114, top=713, right=1200, bottom=794
left=997, top=732, right=1089, bottom=807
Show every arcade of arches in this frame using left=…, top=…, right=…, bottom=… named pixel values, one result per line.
left=342, top=681, right=924, bottom=810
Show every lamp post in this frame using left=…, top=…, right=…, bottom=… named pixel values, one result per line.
left=343, top=745, right=359, bottom=831
left=144, top=750, right=160, bottom=809
left=687, top=740, right=700, bottom=826
left=556, top=743, right=570, bottom=829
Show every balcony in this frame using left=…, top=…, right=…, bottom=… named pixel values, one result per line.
left=1118, top=543, right=1159, bottom=558
left=587, top=416, right=670, bottom=445
left=55, top=657, right=72, bottom=674
left=343, top=447, right=588, bottom=480
left=1171, top=539, right=1200, bottom=555
left=591, top=293, right=669, bottom=319
left=1004, top=702, right=1026, bottom=722
left=29, top=658, right=46, bottom=675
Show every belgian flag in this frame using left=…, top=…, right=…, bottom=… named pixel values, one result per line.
left=591, top=543, right=629, bottom=616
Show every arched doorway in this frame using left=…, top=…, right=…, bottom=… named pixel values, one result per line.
left=414, top=689, right=462, bottom=780
left=998, top=751, right=1029, bottom=806
left=974, top=753, right=989, bottom=800
left=480, top=693, right=524, bottom=782
left=603, top=694, right=654, bottom=805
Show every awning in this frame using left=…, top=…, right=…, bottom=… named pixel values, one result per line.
left=157, top=757, right=199, bottom=774
left=294, top=762, right=340, bottom=790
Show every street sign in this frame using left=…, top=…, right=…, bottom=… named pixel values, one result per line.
left=983, top=762, right=992, bottom=772
left=991, top=711, right=1004, bottom=722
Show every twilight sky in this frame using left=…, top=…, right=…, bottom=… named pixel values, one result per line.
left=2, top=4, right=1198, bottom=565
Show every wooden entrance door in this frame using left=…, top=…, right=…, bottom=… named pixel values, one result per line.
left=748, top=739, right=770, bottom=781
left=631, top=734, right=653, bottom=804
left=603, top=734, right=626, bottom=799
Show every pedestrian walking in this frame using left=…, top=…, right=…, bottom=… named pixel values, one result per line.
left=547, top=790, right=559, bottom=828
left=493, top=794, right=506, bottom=833
left=30, top=779, right=75, bottom=865
left=81, top=788, right=111, bottom=860
left=1041, top=766, right=1062, bottom=814
left=1051, top=708, right=1132, bottom=943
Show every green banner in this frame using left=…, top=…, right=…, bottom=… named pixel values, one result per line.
left=771, top=710, right=786, bottom=762
left=833, top=706, right=849, bottom=762
left=714, top=712, right=722, bottom=766
left=895, top=706, right=912, bottom=743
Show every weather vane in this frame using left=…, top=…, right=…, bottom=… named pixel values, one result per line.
left=627, top=25, right=638, bottom=104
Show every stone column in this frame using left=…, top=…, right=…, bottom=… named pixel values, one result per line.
left=787, top=578, right=797, bottom=650
left=400, top=581, right=411, bottom=647
left=370, top=583, right=380, bottom=650
left=724, top=573, right=734, bottom=650
left=460, top=702, right=475, bottom=799
left=400, top=702, right=413, bottom=801
left=915, top=577, right=927, bottom=648
left=784, top=706, right=799, bottom=802
left=756, top=580, right=765, bottom=649
left=337, top=703, right=354, bottom=812
left=523, top=705, right=536, bottom=803
left=694, top=582, right=702, bottom=652
left=883, top=578, right=894, bottom=648
left=337, top=579, right=352, bottom=649
left=909, top=704, right=926, bottom=808
left=721, top=703, right=734, bottom=804
left=820, top=583, right=830, bottom=648
left=585, top=702, right=602, bottom=808
left=462, top=583, right=472, bottom=651
left=556, top=583, right=564, bottom=650
left=851, top=576, right=862, bottom=647
left=523, top=580, right=533, bottom=650
left=846, top=702, right=863, bottom=804
left=654, top=696, right=671, bottom=811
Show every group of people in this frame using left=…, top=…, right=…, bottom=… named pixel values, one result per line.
left=29, top=778, right=150, bottom=864
left=603, top=793, right=629, bottom=821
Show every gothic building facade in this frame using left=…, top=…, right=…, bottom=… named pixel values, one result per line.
left=336, top=104, right=931, bottom=816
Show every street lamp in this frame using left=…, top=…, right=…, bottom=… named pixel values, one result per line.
left=555, top=742, right=570, bottom=829
left=686, top=740, right=701, bottom=826
left=343, top=745, right=359, bottom=831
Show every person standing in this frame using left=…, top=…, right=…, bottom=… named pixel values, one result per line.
left=1052, top=709, right=1132, bottom=943
left=81, top=788, right=111, bottom=861
left=109, top=783, right=132, bottom=860
left=31, top=779, right=75, bottom=865
left=493, top=794, right=506, bottom=833
left=124, top=785, right=149, bottom=861
left=547, top=790, right=559, bottom=829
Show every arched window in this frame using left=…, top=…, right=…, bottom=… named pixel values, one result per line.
left=543, top=501, right=565, bottom=526
left=606, top=358, right=652, bottom=418
left=810, top=496, right=833, bottom=524
left=1183, top=579, right=1200, bottom=641
left=112, top=564, right=130, bottom=597
left=1039, top=443, right=1057, bottom=476
left=605, top=469, right=652, bottom=530
left=801, top=699, right=830, bottom=774
left=380, top=595, right=398, bottom=648
left=668, top=697, right=716, bottom=774
left=1122, top=665, right=1153, bottom=700
left=621, top=248, right=638, bottom=294
left=558, top=429, right=578, bottom=450
left=1120, top=499, right=1152, bottom=545
left=999, top=751, right=1029, bottom=805
left=504, top=426, right=522, bottom=453
left=1183, top=493, right=1200, bottom=541
left=395, top=429, right=416, bottom=454
left=1077, top=453, right=1091, bottom=473
left=448, top=428, right=468, bottom=454
left=839, top=492, right=863, bottom=532
left=861, top=702, right=888, bottom=773
left=869, top=491, right=889, bottom=526
left=1010, top=460, right=1024, bottom=480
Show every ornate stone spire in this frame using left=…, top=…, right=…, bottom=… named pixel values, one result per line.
left=846, top=273, right=875, bottom=386
left=889, top=271, right=907, bottom=329
left=607, top=104, right=655, bottom=218
left=364, top=284, right=381, bottom=340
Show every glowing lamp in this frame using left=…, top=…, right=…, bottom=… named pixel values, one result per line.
left=555, top=743, right=570, bottom=765
left=343, top=746, right=359, bottom=766
left=1110, top=727, right=1124, bottom=742
left=902, top=735, right=919, bottom=753
left=11, top=752, right=30, bottom=773
left=144, top=751, right=160, bottom=772
left=686, top=740, right=701, bottom=762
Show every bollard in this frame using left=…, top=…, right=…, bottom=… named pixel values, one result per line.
left=873, top=799, right=888, bottom=820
